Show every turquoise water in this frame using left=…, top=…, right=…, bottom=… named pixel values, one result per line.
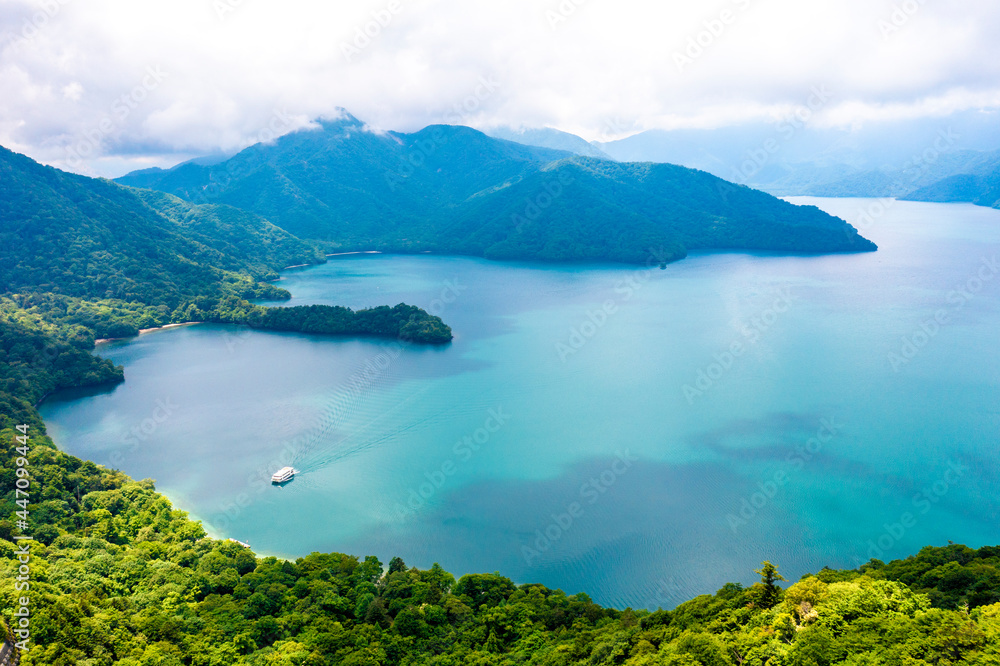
left=40, top=198, right=1000, bottom=609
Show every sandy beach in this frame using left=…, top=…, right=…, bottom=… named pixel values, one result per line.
left=325, top=250, right=382, bottom=257
left=95, top=321, right=200, bottom=345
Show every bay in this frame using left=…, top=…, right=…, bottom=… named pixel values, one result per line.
left=40, top=197, right=1000, bottom=609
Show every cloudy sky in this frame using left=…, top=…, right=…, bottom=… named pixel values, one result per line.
left=2, top=0, right=999, bottom=176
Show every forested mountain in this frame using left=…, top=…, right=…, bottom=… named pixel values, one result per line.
left=484, top=126, right=614, bottom=160
left=0, top=145, right=320, bottom=304
left=6, top=119, right=997, bottom=664
left=0, top=145, right=451, bottom=345
left=118, top=117, right=570, bottom=243
left=789, top=150, right=1000, bottom=207
left=0, top=142, right=451, bottom=467
left=904, top=151, right=1000, bottom=209
left=1, top=145, right=995, bottom=660
left=117, top=113, right=877, bottom=264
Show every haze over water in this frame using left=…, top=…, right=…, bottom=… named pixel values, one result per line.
left=41, top=198, right=1000, bottom=609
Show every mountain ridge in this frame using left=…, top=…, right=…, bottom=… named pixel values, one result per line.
left=484, top=125, right=614, bottom=160
left=582, top=118, right=1000, bottom=208
left=0, top=143, right=453, bottom=344
left=117, top=115, right=878, bottom=263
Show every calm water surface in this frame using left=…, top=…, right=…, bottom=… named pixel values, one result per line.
left=41, top=198, right=1000, bottom=609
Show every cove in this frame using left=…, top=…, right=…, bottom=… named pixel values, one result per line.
left=40, top=197, right=1000, bottom=610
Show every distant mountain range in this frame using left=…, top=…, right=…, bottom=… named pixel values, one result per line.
left=480, top=112, right=1000, bottom=210
left=117, top=112, right=875, bottom=264
left=902, top=152, right=1000, bottom=208
left=484, top=126, right=613, bottom=160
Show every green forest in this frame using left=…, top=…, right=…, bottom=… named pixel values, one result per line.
left=0, top=144, right=996, bottom=664
left=116, top=116, right=878, bottom=264
left=0, top=144, right=450, bottom=345
left=1, top=420, right=1000, bottom=665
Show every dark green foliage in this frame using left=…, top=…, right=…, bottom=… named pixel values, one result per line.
left=235, top=302, right=452, bottom=344
left=1, top=123, right=996, bottom=665
left=117, top=114, right=878, bottom=263
left=0, top=311, right=122, bottom=429
left=755, top=561, right=787, bottom=608
left=0, top=145, right=448, bottom=347
left=0, top=145, right=321, bottom=304
left=860, top=544, right=1000, bottom=610
left=0, top=146, right=453, bottom=464
left=0, top=145, right=459, bottom=663
left=2, top=417, right=1000, bottom=663
left=0, top=428, right=1000, bottom=666
left=453, top=573, right=517, bottom=609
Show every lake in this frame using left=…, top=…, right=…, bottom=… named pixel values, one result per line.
left=40, top=197, right=1000, bottom=610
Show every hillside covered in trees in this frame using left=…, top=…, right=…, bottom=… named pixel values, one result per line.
left=0, top=144, right=451, bottom=347
left=0, top=128, right=992, bottom=666
left=0, top=146, right=323, bottom=304
left=903, top=151, right=1000, bottom=209
left=1, top=418, right=999, bottom=664
left=117, top=113, right=878, bottom=265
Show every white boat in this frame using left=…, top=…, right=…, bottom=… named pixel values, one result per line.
left=271, top=467, right=295, bottom=484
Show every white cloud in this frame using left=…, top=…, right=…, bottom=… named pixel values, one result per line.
left=61, top=80, right=82, bottom=100
left=1, top=0, right=998, bottom=176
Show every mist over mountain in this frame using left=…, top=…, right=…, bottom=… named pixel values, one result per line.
left=484, top=126, right=614, bottom=160
left=581, top=110, right=1000, bottom=209
left=903, top=151, right=1000, bottom=208
left=117, top=112, right=876, bottom=264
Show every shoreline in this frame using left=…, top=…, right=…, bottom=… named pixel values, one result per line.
left=277, top=251, right=383, bottom=273
left=325, top=250, right=382, bottom=257
left=95, top=321, right=200, bottom=345
left=281, top=251, right=383, bottom=269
